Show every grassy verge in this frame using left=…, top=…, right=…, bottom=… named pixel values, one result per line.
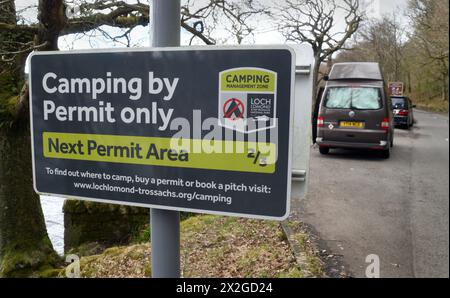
left=414, top=98, right=449, bottom=113
left=281, top=221, right=324, bottom=278
left=58, top=215, right=323, bottom=278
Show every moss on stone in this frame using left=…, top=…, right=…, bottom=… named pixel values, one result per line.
left=64, top=200, right=149, bottom=252
left=65, top=242, right=108, bottom=257
left=130, top=224, right=150, bottom=244
left=36, top=266, right=64, bottom=278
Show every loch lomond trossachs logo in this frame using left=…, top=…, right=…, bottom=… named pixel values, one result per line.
left=218, top=67, right=277, bottom=133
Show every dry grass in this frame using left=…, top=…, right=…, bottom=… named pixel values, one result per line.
left=76, top=244, right=150, bottom=278
left=180, top=216, right=299, bottom=278
left=72, top=215, right=321, bottom=278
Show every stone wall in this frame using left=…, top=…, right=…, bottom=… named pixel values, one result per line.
left=64, top=200, right=149, bottom=253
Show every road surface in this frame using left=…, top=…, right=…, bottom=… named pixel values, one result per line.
left=293, top=109, right=449, bottom=278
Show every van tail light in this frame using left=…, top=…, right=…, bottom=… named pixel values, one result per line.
left=398, top=110, right=409, bottom=116
left=381, top=118, right=390, bottom=131
left=317, top=116, right=324, bottom=128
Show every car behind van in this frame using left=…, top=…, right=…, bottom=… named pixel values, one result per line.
left=391, top=96, right=415, bottom=129
left=316, top=62, right=394, bottom=159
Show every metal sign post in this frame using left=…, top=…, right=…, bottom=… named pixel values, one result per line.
left=150, top=0, right=181, bottom=278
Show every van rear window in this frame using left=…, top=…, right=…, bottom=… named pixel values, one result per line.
left=324, top=87, right=382, bottom=110
left=392, top=97, right=408, bottom=109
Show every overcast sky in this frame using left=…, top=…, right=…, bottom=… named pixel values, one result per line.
left=14, top=0, right=409, bottom=49
left=364, top=0, right=408, bottom=20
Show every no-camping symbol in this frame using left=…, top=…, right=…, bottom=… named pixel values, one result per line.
left=223, top=98, right=245, bottom=120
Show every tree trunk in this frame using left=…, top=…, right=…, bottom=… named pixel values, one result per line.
left=312, top=55, right=321, bottom=104
left=0, top=130, right=60, bottom=277
left=407, top=71, right=412, bottom=94
left=0, top=0, right=66, bottom=276
left=36, top=0, right=67, bottom=51
left=0, top=0, right=17, bottom=75
left=442, top=70, right=449, bottom=101
left=0, top=0, right=33, bottom=81
left=0, top=0, right=19, bottom=91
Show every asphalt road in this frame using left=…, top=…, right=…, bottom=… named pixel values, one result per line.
left=294, top=109, right=449, bottom=278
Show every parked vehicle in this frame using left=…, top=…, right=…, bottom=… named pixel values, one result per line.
left=391, top=96, right=415, bottom=129
left=312, top=86, right=325, bottom=144
left=316, top=62, right=394, bottom=159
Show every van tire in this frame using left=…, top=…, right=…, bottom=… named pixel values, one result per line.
left=319, top=147, right=330, bottom=155
left=381, top=148, right=390, bottom=159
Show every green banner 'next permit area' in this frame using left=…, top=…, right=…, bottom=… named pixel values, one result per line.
left=29, top=46, right=295, bottom=220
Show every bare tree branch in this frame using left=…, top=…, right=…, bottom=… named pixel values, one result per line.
left=277, top=0, right=362, bottom=96
left=181, top=21, right=214, bottom=45
left=1, top=41, right=47, bottom=57
left=0, top=22, right=38, bottom=33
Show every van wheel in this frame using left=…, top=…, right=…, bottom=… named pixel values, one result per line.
left=319, top=147, right=330, bottom=155
left=381, top=148, right=390, bottom=159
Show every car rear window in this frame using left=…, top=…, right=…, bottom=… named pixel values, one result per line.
left=324, top=87, right=382, bottom=110
left=392, top=97, right=408, bottom=109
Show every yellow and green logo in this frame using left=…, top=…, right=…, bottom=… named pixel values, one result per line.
left=220, top=68, right=276, bottom=92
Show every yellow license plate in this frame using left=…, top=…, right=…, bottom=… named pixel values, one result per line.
left=340, top=121, right=365, bottom=128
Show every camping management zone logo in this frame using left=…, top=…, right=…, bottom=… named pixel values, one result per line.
left=218, top=67, right=277, bottom=133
